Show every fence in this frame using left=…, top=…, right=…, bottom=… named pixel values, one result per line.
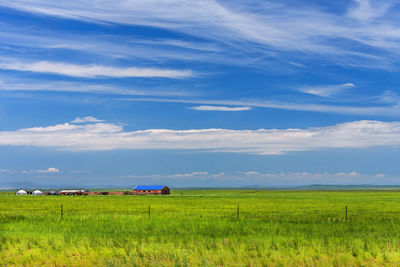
left=88, top=191, right=135, bottom=196
left=2, top=202, right=399, bottom=224
left=5, top=193, right=400, bottom=223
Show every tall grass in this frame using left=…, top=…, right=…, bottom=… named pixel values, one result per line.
left=1, top=190, right=400, bottom=266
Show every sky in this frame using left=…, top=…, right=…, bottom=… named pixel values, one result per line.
left=0, top=0, right=400, bottom=187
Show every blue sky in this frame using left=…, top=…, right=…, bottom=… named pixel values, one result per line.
left=0, top=0, right=400, bottom=187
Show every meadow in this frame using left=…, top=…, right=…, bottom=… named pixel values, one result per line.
left=1, top=190, right=400, bottom=266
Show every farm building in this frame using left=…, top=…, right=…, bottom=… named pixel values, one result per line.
left=133, top=185, right=170, bottom=195
left=16, top=190, right=27, bottom=195
left=59, top=189, right=89, bottom=195
left=32, top=190, right=43, bottom=195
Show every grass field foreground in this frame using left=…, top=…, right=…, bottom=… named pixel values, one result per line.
left=1, top=190, right=400, bottom=266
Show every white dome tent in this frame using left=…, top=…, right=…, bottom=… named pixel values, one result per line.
left=32, top=190, right=43, bottom=195
left=16, top=190, right=27, bottom=195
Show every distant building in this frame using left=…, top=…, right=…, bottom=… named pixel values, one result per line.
left=59, top=189, right=89, bottom=195
left=133, top=185, right=170, bottom=195
left=16, top=190, right=27, bottom=195
left=32, top=190, right=43, bottom=195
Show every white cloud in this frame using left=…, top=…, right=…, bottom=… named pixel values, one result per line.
left=122, top=171, right=209, bottom=179
left=190, top=105, right=251, bottom=111
left=71, top=116, right=104, bottom=123
left=0, top=77, right=193, bottom=97
left=1, top=75, right=393, bottom=116
left=0, top=75, right=396, bottom=116
left=212, top=172, right=225, bottom=177
left=2, top=0, right=400, bottom=68
left=0, top=61, right=194, bottom=79
left=0, top=28, right=225, bottom=67
left=299, top=83, right=355, bottom=97
left=240, top=171, right=260, bottom=175
left=124, top=97, right=400, bottom=116
left=379, top=90, right=400, bottom=104
left=347, top=0, right=394, bottom=21
left=171, top=172, right=209, bottom=177
left=37, top=167, right=60, bottom=173
left=23, top=167, right=60, bottom=174
left=1, top=119, right=400, bottom=155
left=335, top=171, right=360, bottom=176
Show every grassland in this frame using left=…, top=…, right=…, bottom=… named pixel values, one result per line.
left=1, top=190, right=400, bottom=266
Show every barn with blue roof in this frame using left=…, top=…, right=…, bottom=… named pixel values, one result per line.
left=133, top=185, right=170, bottom=195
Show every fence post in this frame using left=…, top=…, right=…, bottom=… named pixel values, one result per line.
left=148, top=205, right=151, bottom=219
left=61, top=204, right=63, bottom=218
left=345, top=206, right=347, bottom=222
left=237, top=205, right=240, bottom=219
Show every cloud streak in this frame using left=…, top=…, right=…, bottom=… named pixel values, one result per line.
left=0, top=119, right=400, bottom=154
left=124, top=97, right=400, bottom=116
left=190, top=105, right=251, bottom=111
left=34, top=167, right=60, bottom=173
left=347, top=0, right=395, bottom=21
left=71, top=116, right=104, bottom=123
left=22, top=167, right=60, bottom=174
left=0, top=61, right=194, bottom=79
left=122, top=171, right=210, bottom=179
left=2, top=0, right=400, bottom=69
left=298, top=83, right=355, bottom=97
left=0, top=77, right=194, bottom=97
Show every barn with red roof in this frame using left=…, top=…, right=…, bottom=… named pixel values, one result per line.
left=133, top=185, right=170, bottom=195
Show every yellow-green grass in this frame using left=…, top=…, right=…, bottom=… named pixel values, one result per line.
left=1, top=190, right=400, bottom=266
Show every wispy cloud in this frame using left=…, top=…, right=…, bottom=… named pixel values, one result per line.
left=2, top=0, right=400, bottom=68
left=190, top=105, right=251, bottom=111
left=22, top=167, right=60, bottom=174
left=379, top=90, right=400, bottom=105
left=1, top=75, right=397, bottom=116
left=123, top=97, right=400, bottom=116
left=347, top=0, right=395, bottom=21
left=1, top=119, right=400, bottom=155
left=1, top=76, right=395, bottom=116
left=0, top=26, right=223, bottom=65
left=122, top=171, right=209, bottom=179
left=0, top=77, right=194, bottom=97
left=0, top=61, right=194, bottom=79
left=71, top=116, right=104, bottom=123
left=298, top=83, right=355, bottom=97
left=35, top=167, right=60, bottom=173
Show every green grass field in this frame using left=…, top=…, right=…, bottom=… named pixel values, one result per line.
left=1, top=190, right=400, bottom=266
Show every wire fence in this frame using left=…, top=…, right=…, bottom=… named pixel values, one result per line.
left=3, top=192, right=400, bottom=223
left=2, top=202, right=400, bottom=223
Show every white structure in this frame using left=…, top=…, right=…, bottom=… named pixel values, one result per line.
left=16, top=190, right=27, bottom=195
left=32, top=190, right=43, bottom=195
left=59, top=189, right=89, bottom=195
